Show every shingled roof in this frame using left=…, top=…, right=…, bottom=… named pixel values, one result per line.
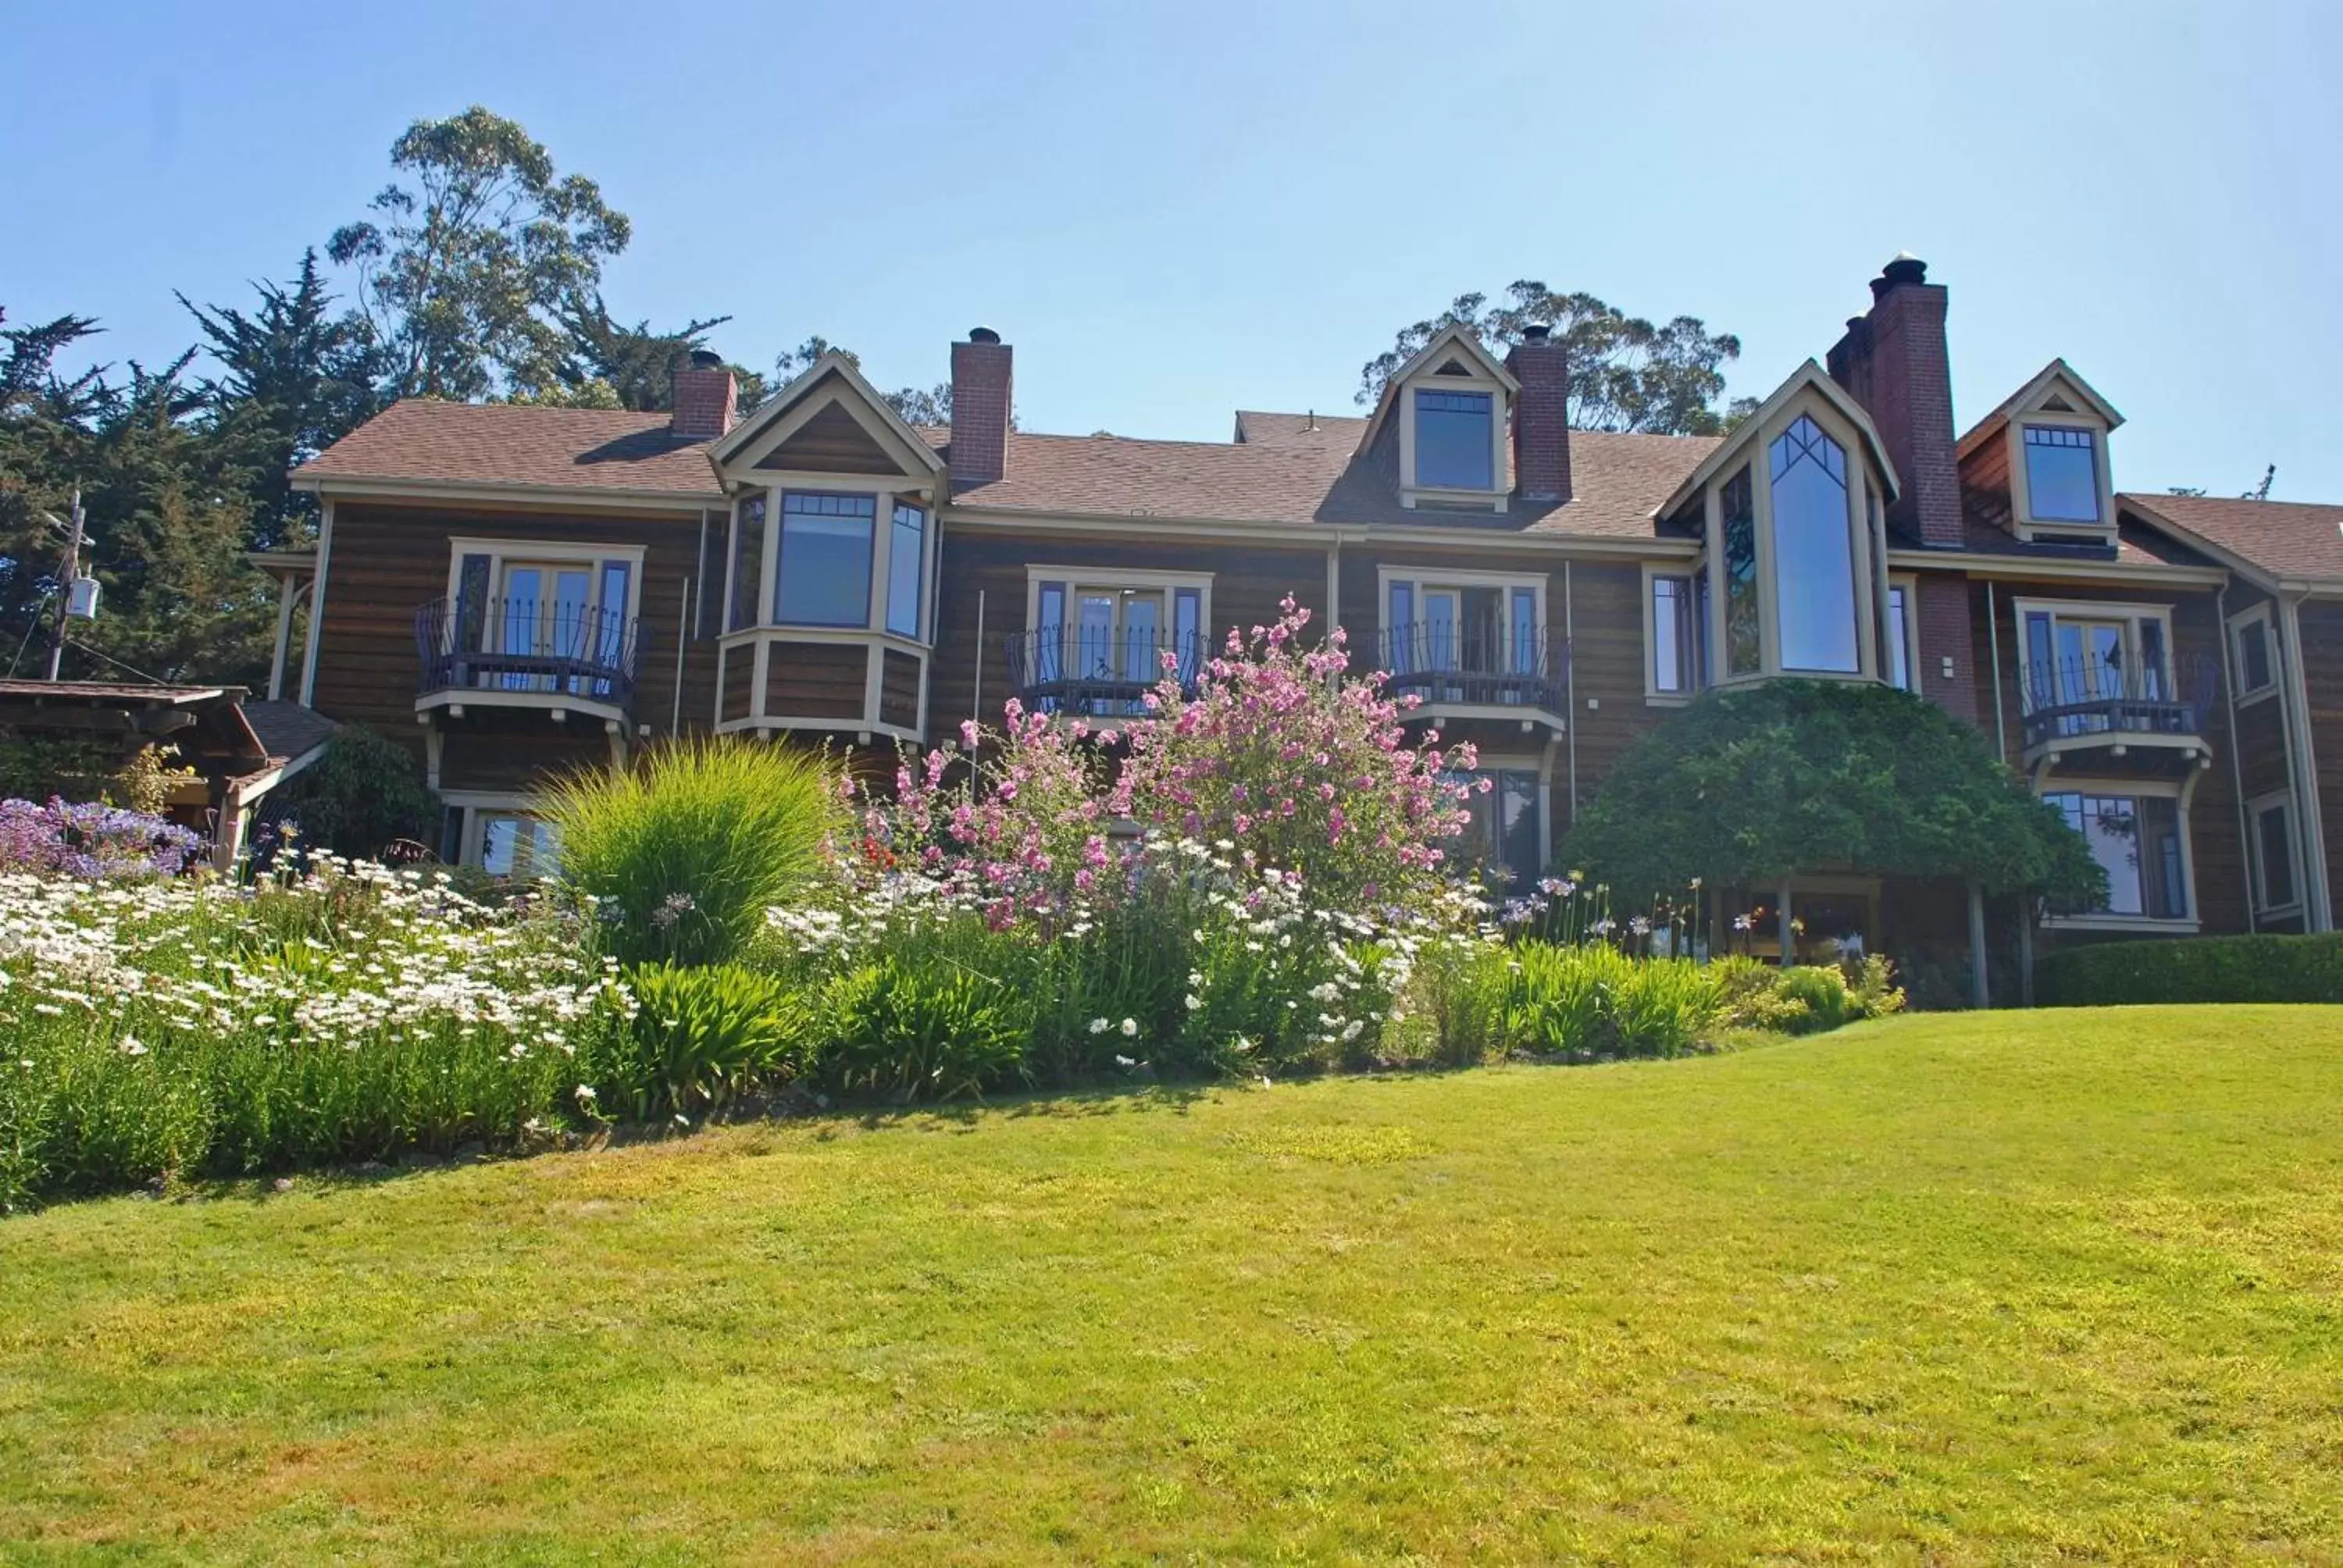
left=296, top=401, right=725, bottom=497
left=2123, top=493, right=2343, bottom=585
left=305, top=395, right=1719, bottom=539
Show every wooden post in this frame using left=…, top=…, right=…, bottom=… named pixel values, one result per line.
left=2017, top=893, right=2036, bottom=1008
left=1967, top=880, right=1990, bottom=1009
left=1778, top=882, right=1794, bottom=968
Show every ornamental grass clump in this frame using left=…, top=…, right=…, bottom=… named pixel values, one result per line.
left=542, top=738, right=843, bottom=968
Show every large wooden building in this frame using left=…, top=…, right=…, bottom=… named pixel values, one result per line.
left=282, top=258, right=2343, bottom=993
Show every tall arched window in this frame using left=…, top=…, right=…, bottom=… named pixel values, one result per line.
left=1768, top=415, right=1859, bottom=673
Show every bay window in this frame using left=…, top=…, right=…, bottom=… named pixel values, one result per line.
left=2044, top=789, right=2190, bottom=921
left=729, top=493, right=765, bottom=632
left=775, top=491, right=876, bottom=626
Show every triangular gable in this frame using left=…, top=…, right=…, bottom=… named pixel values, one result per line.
left=755, top=401, right=900, bottom=474
left=711, top=351, right=946, bottom=480
left=1654, top=360, right=1903, bottom=520
left=1354, top=322, right=1521, bottom=456
left=1955, top=358, right=2124, bottom=460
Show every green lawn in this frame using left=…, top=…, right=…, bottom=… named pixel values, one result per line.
left=2, top=1008, right=2339, bottom=1564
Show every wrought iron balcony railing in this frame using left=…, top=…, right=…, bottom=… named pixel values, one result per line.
left=415, top=594, right=639, bottom=707
left=1003, top=625, right=1204, bottom=717
left=1378, top=622, right=1568, bottom=716
left=2017, top=651, right=2216, bottom=753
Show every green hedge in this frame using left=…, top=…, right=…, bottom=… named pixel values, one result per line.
left=2038, top=933, right=2343, bottom=1007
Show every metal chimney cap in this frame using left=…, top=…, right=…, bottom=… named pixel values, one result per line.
left=686, top=347, right=726, bottom=369
left=1521, top=324, right=1553, bottom=343
left=968, top=326, right=1002, bottom=345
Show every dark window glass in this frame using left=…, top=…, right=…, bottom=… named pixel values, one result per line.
left=1721, top=466, right=1760, bottom=676
left=1414, top=389, right=1493, bottom=490
left=455, top=553, right=491, bottom=652
left=2258, top=801, right=2298, bottom=911
left=1652, top=575, right=1700, bottom=693
left=2045, top=792, right=2188, bottom=919
left=1768, top=415, right=1860, bottom=673
left=886, top=502, right=925, bottom=638
left=1446, top=768, right=1542, bottom=891
left=776, top=492, right=876, bottom=627
left=2024, top=426, right=2100, bottom=523
left=729, top=494, right=765, bottom=631
left=2236, top=617, right=2274, bottom=693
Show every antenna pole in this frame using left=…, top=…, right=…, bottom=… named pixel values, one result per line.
left=44, top=488, right=84, bottom=682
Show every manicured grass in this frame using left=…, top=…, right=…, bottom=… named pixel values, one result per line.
left=3, top=1007, right=2339, bottom=1563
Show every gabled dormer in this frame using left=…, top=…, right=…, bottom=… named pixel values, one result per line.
left=1956, top=359, right=2124, bottom=544
left=1357, top=323, right=1521, bottom=513
left=1652, top=361, right=1903, bottom=687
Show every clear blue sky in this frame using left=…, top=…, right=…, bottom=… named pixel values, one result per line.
left=7, top=0, right=2339, bottom=497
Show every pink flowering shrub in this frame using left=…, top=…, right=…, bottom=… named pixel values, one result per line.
left=1122, top=597, right=1478, bottom=903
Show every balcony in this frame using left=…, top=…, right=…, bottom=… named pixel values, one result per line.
left=1378, top=622, right=1568, bottom=723
left=415, top=594, right=640, bottom=720
left=2017, top=651, right=2216, bottom=772
left=1002, top=625, right=1203, bottom=718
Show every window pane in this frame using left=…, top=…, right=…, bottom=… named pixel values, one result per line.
left=1721, top=466, right=1760, bottom=676
left=480, top=814, right=558, bottom=878
left=2237, top=619, right=2274, bottom=692
left=1414, top=389, right=1493, bottom=490
left=1389, top=583, right=1414, bottom=673
left=2259, top=803, right=2298, bottom=910
left=886, top=502, right=925, bottom=637
left=2047, top=792, right=2185, bottom=919
left=1653, top=576, right=1694, bottom=693
left=1888, top=585, right=1912, bottom=690
left=1174, top=587, right=1202, bottom=684
left=729, top=494, right=765, bottom=631
left=1441, top=768, right=1542, bottom=892
left=1768, top=416, right=1860, bottom=673
left=776, top=492, right=875, bottom=626
left=2024, top=426, right=2100, bottom=523
left=1510, top=587, right=1538, bottom=675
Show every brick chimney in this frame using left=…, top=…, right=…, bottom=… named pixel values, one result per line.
left=670, top=349, right=736, bottom=440
left=949, top=327, right=1012, bottom=486
left=1828, top=255, right=1959, bottom=548
left=1504, top=325, right=1572, bottom=504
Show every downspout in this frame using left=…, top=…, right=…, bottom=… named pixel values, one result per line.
left=2218, top=580, right=2257, bottom=933
left=298, top=498, right=334, bottom=707
left=2280, top=590, right=2333, bottom=929
left=971, top=589, right=985, bottom=732
left=672, top=576, right=690, bottom=737
left=1564, top=559, right=1578, bottom=822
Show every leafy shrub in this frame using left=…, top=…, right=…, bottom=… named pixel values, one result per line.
left=1775, top=966, right=1856, bottom=1034
left=819, top=957, right=1028, bottom=1103
left=257, top=728, right=441, bottom=861
left=1441, top=943, right=1724, bottom=1060
left=2038, top=933, right=2343, bottom=1007
left=543, top=738, right=841, bottom=967
left=614, top=962, right=808, bottom=1117
left=1401, top=936, right=1514, bottom=1068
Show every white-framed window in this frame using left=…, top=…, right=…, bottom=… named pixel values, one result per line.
left=2228, top=603, right=2278, bottom=704
left=2013, top=597, right=2177, bottom=728
left=1684, top=390, right=1888, bottom=689
left=2006, top=412, right=2116, bottom=541
left=1396, top=357, right=1510, bottom=508
left=1379, top=568, right=1547, bottom=681
left=2249, top=789, right=2302, bottom=918
left=886, top=501, right=927, bottom=639
left=1440, top=760, right=1546, bottom=891
left=1885, top=574, right=1920, bottom=693
left=1643, top=561, right=1709, bottom=699
left=2042, top=782, right=2193, bottom=925
left=440, top=538, right=645, bottom=697
left=1022, top=567, right=1213, bottom=714
left=775, top=490, right=876, bottom=627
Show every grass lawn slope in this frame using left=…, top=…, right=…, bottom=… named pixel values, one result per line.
left=3, top=1007, right=2339, bottom=1563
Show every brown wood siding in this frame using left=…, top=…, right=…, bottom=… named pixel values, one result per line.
left=1337, top=546, right=1666, bottom=830
left=929, top=530, right=1331, bottom=734
left=719, top=643, right=751, bottom=723
left=2298, top=600, right=2343, bottom=915
left=758, top=400, right=903, bottom=475
left=313, top=500, right=720, bottom=751
left=437, top=725, right=610, bottom=794
left=880, top=649, right=921, bottom=730
left=766, top=641, right=867, bottom=721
